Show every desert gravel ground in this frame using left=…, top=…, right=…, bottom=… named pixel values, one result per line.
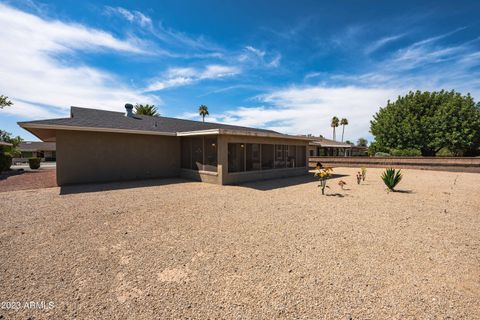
left=0, top=169, right=56, bottom=193
left=0, top=167, right=479, bottom=319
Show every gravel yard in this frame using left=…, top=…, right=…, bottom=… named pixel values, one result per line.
left=0, top=169, right=56, bottom=193
left=0, top=167, right=479, bottom=319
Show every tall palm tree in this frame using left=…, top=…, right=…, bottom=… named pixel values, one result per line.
left=340, top=118, right=349, bottom=142
left=331, top=116, right=339, bottom=141
left=134, top=104, right=159, bottom=116
left=198, top=105, right=209, bottom=122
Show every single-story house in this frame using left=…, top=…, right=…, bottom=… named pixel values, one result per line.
left=0, top=141, right=13, bottom=147
left=16, top=141, right=56, bottom=162
left=308, top=137, right=367, bottom=157
left=18, top=105, right=312, bottom=186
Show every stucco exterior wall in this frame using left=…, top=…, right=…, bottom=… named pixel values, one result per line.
left=218, top=135, right=309, bottom=185
left=179, top=169, right=220, bottom=184
left=56, top=130, right=180, bottom=185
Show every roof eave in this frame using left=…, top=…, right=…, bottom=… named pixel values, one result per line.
left=18, top=123, right=177, bottom=137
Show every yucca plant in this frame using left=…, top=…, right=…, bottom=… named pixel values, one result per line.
left=381, top=168, right=402, bottom=192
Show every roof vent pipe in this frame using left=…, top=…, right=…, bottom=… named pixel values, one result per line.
left=125, top=103, right=134, bottom=117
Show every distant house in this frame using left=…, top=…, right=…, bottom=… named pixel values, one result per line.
left=18, top=141, right=56, bottom=161
left=308, top=137, right=367, bottom=157
left=0, top=141, right=13, bottom=147
left=18, top=105, right=312, bottom=186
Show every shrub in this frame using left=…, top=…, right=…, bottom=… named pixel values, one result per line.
left=28, top=157, right=41, bottom=170
left=374, top=152, right=391, bottom=157
left=390, top=149, right=421, bottom=156
left=381, top=168, right=402, bottom=191
left=0, top=153, right=12, bottom=172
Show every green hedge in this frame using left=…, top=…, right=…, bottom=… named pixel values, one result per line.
left=390, top=148, right=422, bottom=156
left=0, top=153, right=12, bottom=172
left=28, top=157, right=41, bottom=170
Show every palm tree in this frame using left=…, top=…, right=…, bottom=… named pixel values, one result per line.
left=134, top=104, right=159, bottom=116
left=0, top=95, right=13, bottom=108
left=198, top=105, right=209, bottom=122
left=331, top=116, right=339, bottom=141
left=340, top=118, right=348, bottom=142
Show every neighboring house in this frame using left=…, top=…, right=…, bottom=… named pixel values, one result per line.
left=17, top=141, right=56, bottom=162
left=308, top=137, right=367, bottom=157
left=18, top=105, right=312, bottom=186
left=0, top=141, right=13, bottom=147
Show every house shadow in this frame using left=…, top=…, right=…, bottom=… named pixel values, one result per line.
left=59, top=177, right=191, bottom=195
left=0, top=169, right=26, bottom=181
left=237, top=173, right=350, bottom=191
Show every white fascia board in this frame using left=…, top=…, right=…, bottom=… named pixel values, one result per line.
left=18, top=123, right=177, bottom=136
left=176, top=129, right=220, bottom=136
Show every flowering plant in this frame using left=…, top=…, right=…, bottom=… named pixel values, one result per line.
left=314, top=166, right=333, bottom=195
left=361, top=167, right=367, bottom=181
left=356, top=172, right=362, bottom=184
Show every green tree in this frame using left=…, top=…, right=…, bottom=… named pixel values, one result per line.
left=134, top=104, right=159, bottom=116
left=0, top=130, right=22, bottom=158
left=340, top=118, right=348, bottom=142
left=370, top=90, right=480, bottom=156
left=0, top=95, right=13, bottom=108
left=330, top=116, right=339, bottom=141
left=199, top=105, right=209, bottom=122
left=357, top=137, right=368, bottom=147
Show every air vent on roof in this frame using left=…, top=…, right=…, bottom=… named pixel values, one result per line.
left=125, top=103, right=134, bottom=117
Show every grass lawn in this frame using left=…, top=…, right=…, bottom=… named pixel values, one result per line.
left=0, top=167, right=478, bottom=319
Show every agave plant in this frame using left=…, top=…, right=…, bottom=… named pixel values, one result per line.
left=381, top=168, right=402, bottom=191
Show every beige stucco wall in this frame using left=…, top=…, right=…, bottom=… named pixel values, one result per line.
left=218, top=135, right=309, bottom=185
left=56, top=130, right=180, bottom=185
left=179, top=168, right=220, bottom=184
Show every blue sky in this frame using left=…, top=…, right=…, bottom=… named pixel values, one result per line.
left=1, top=0, right=479, bottom=142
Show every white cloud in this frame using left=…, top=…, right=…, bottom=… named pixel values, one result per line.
left=365, top=33, right=406, bottom=54
left=191, top=86, right=399, bottom=140
left=245, top=46, right=266, bottom=57
left=145, top=65, right=240, bottom=91
left=104, top=6, right=153, bottom=29
left=0, top=3, right=157, bottom=119
left=239, top=46, right=281, bottom=68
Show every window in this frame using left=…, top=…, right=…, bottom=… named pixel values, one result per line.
left=261, top=144, right=274, bottom=169
left=274, top=145, right=285, bottom=168
left=228, top=143, right=245, bottom=172
left=191, top=137, right=203, bottom=170
left=181, top=136, right=218, bottom=171
left=204, top=137, right=217, bottom=172
left=246, top=144, right=261, bottom=171
left=227, top=142, right=307, bottom=173
left=286, top=145, right=296, bottom=168
left=181, top=138, right=191, bottom=169
left=296, top=146, right=306, bottom=167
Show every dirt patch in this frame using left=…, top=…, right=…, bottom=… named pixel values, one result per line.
left=0, top=169, right=56, bottom=192
left=0, top=168, right=479, bottom=319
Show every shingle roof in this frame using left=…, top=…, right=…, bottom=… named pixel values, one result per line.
left=19, top=141, right=56, bottom=152
left=309, top=137, right=353, bottom=147
left=19, top=107, right=280, bottom=135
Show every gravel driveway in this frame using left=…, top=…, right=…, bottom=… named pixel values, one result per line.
left=0, top=168, right=479, bottom=319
